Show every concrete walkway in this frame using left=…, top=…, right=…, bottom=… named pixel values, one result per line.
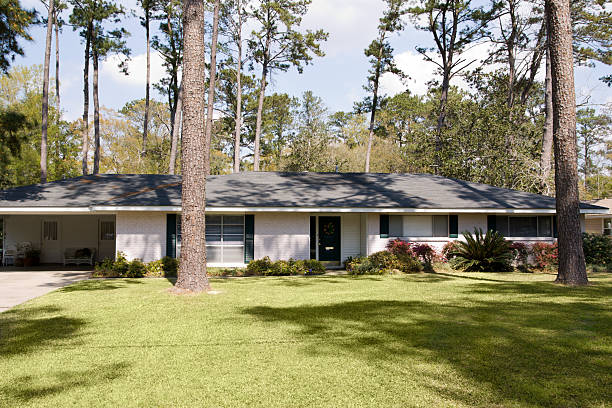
left=0, top=268, right=91, bottom=312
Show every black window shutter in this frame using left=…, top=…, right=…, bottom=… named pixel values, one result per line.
left=487, top=215, right=496, bottom=233
left=449, top=215, right=458, bottom=238
left=553, top=215, right=558, bottom=238
left=244, top=214, right=255, bottom=263
left=166, top=214, right=177, bottom=259
left=380, top=214, right=389, bottom=238
left=310, top=216, right=317, bottom=259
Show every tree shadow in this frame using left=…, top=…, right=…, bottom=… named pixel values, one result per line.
left=0, top=305, right=86, bottom=357
left=59, top=279, right=144, bottom=293
left=242, top=293, right=612, bottom=406
left=0, top=362, right=130, bottom=404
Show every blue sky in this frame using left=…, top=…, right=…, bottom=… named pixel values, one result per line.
left=15, top=0, right=611, bottom=121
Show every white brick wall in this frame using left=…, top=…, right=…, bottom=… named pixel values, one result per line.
left=254, top=213, right=310, bottom=261
left=116, top=212, right=166, bottom=262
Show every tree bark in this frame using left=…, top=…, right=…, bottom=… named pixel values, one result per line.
left=540, top=39, right=554, bottom=195
left=92, top=45, right=101, bottom=175
left=233, top=0, right=243, bottom=174
left=175, top=0, right=210, bottom=293
left=143, top=7, right=150, bottom=154
left=204, top=0, right=220, bottom=176
left=365, top=75, right=380, bottom=173
left=54, top=7, right=60, bottom=115
left=168, top=83, right=182, bottom=175
left=546, top=0, right=588, bottom=285
left=41, top=0, right=55, bottom=183
left=81, top=21, right=92, bottom=175
left=253, top=65, right=268, bottom=172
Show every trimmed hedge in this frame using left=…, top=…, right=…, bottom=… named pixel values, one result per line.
left=246, top=257, right=326, bottom=276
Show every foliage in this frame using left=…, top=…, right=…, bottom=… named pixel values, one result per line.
left=450, top=228, right=513, bottom=272
left=530, top=242, right=559, bottom=270
left=441, top=241, right=460, bottom=262
left=126, top=259, right=146, bottom=278
left=347, top=249, right=422, bottom=275
left=161, top=256, right=178, bottom=277
left=246, top=257, right=326, bottom=276
left=411, top=243, right=436, bottom=271
left=0, top=0, right=36, bottom=73
left=145, top=259, right=165, bottom=277
left=386, top=239, right=414, bottom=257
left=582, top=233, right=612, bottom=266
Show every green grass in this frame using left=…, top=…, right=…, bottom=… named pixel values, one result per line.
left=1, top=272, right=611, bottom=408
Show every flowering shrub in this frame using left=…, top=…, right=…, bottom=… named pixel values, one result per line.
left=530, top=242, right=558, bottom=270
left=441, top=241, right=460, bottom=262
left=411, top=243, right=436, bottom=271
left=386, top=239, right=414, bottom=256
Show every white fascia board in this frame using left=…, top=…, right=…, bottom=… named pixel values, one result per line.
left=0, top=207, right=91, bottom=214
left=4, top=206, right=607, bottom=215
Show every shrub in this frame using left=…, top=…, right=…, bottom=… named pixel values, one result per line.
left=441, top=241, right=460, bottom=262
left=369, top=251, right=402, bottom=271
left=126, top=259, right=146, bottom=278
left=145, top=259, right=164, bottom=277
left=268, top=260, right=291, bottom=276
left=509, top=242, right=530, bottom=271
left=530, top=242, right=558, bottom=270
left=582, top=233, right=612, bottom=266
left=395, top=253, right=423, bottom=273
left=450, top=228, right=512, bottom=272
left=345, top=256, right=367, bottom=273
left=161, top=256, right=179, bottom=277
left=386, top=239, right=414, bottom=256
left=113, top=252, right=130, bottom=276
left=301, top=259, right=326, bottom=275
left=411, top=243, right=436, bottom=271
left=93, top=258, right=120, bottom=278
left=246, top=257, right=273, bottom=275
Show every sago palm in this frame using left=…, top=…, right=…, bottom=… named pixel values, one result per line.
left=450, top=228, right=512, bottom=272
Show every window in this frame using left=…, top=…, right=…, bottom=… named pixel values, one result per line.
left=493, top=216, right=553, bottom=237
left=604, top=218, right=612, bottom=236
left=176, top=215, right=245, bottom=263
left=43, top=221, right=58, bottom=241
left=100, top=221, right=115, bottom=240
left=388, top=215, right=448, bottom=237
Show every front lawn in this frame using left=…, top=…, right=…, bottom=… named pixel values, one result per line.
left=1, top=272, right=611, bottom=407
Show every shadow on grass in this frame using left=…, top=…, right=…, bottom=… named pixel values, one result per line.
left=59, top=279, right=144, bottom=292
left=0, top=362, right=130, bottom=404
left=0, top=305, right=86, bottom=357
left=242, top=288, right=612, bottom=407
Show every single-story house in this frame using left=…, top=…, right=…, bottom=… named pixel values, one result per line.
left=0, top=172, right=607, bottom=267
left=585, top=198, right=612, bottom=236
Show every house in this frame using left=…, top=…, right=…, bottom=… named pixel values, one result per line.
left=585, top=198, right=612, bottom=236
left=0, top=172, right=607, bottom=267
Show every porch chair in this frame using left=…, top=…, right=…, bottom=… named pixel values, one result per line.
left=2, top=249, right=16, bottom=266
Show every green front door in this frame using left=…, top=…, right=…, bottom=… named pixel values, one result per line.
left=318, top=216, right=340, bottom=262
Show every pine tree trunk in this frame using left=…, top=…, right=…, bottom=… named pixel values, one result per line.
left=434, top=69, right=450, bottom=172
left=365, top=76, right=379, bottom=173
left=204, top=0, right=220, bottom=176
left=540, top=41, right=554, bottom=194
left=175, top=0, right=210, bottom=293
left=143, top=9, right=150, bottom=154
left=253, top=65, right=267, bottom=172
left=81, top=21, right=92, bottom=175
left=54, top=8, right=60, bottom=115
left=233, top=0, right=243, bottom=174
left=92, top=46, right=101, bottom=175
left=41, top=0, right=55, bottom=183
left=168, top=83, right=182, bottom=175
left=546, top=0, right=588, bottom=285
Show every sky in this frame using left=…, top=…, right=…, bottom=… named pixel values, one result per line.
left=14, top=0, right=612, bottom=121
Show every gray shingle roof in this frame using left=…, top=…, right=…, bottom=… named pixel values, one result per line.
left=0, top=172, right=605, bottom=210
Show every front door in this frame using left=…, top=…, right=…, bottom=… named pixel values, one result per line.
left=318, top=216, right=340, bottom=262
left=41, top=218, right=61, bottom=263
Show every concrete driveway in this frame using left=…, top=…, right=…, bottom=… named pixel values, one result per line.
left=0, top=268, right=91, bottom=312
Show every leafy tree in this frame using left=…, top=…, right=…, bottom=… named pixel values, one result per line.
left=547, top=0, right=587, bottom=285
left=247, top=0, right=327, bottom=171
left=362, top=0, right=405, bottom=172
left=577, top=108, right=611, bottom=194
left=0, top=0, right=36, bottom=73
left=405, top=0, right=500, bottom=168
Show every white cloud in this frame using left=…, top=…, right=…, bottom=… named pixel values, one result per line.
left=302, top=0, right=386, bottom=57
left=380, top=42, right=497, bottom=97
left=101, top=51, right=167, bottom=88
